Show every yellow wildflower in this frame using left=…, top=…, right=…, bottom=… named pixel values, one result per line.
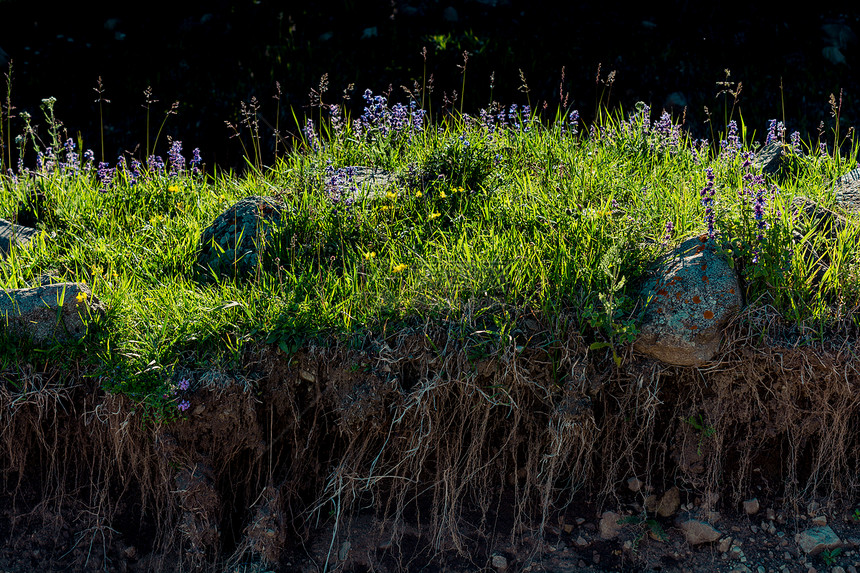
left=363, top=251, right=376, bottom=260
left=457, top=186, right=465, bottom=193
left=380, top=205, right=390, bottom=212
left=75, top=292, right=88, bottom=304
left=429, top=212, right=440, bottom=221
left=168, top=185, right=180, bottom=193
left=386, top=191, right=397, bottom=200
left=439, top=191, right=447, bottom=199
left=392, top=263, right=407, bottom=273
left=414, top=190, right=423, bottom=198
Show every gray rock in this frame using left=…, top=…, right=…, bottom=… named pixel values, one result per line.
left=634, top=235, right=742, bottom=366
left=834, top=167, right=860, bottom=211
left=627, top=477, right=643, bottom=492
left=0, top=282, right=104, bottom=344
left=0, top=219, right=39, bottom=258
left=656, top=486, right=681, bottom=517
left=795, top=526, right=841, bottom=556
left=491, top=553, right=508, bottom=570
left=680, top=519, right=721, bottom=545
left=754, top=141, right=783, bottom=174
left=790, top=196, right=849, bottom=284
left=197, top=196, right=286, bottom=278
left=338, top=541, right=351, bottom=561
left=743, top=498, right=760, bottom=516
left=599, top=511, right=622, bottom=540
left=324, top=165, right=401, bottom=204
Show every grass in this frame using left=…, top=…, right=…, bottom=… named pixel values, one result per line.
left=0, top=77, right=859, bottom=420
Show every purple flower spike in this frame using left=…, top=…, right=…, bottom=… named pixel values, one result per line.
left=178, top=400, right=190, bottom=412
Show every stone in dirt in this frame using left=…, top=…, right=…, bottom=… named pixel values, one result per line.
left=680, top=519, right=721, bottom=545
left=795, top=525, right=841, bottom=556
left=656, top=486, right=681, bottom=517
left=197, top=195, right=286, bottom=278
left=627, top=476, right=643, bottom=492
left=491, top=553, right=508, bottom=570
left=0, top=282, right=104, bottom=344
left=635, top=235, right=742, bottom=366
left=599, top=511, right=623, bottom=540
left=743, top=498, right=760, bottom=516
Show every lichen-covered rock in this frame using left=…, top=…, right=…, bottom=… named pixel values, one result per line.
left=197, top=196, right=286, bottom=278
left=634, top=235, right=742, bottom=366
left=0, top=282, right=104, bottom=344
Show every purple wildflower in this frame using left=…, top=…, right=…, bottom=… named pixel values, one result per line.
left=569, top=109, right=580, bottom=136
left=662, top=220, right=675, bottom=246
left=329, top=104, right=344, bottom=136
left=178, top=377, right=190, bottom=391
left=83, top=149, right=95, bottom=171
left=148, top=155, right=165, bottom=175
left=178, top=400, right=190, bottom=412
left=766, top=119, right=777, bottom=145
left=63, top=138, right=78, bottom=172
left=721, top=120, right=741, bottom=159
left=304, top=118, right=320, bottom=152
left=190, top=148, right=202, bottom=176
left=129, top=159, right=142, bottom=184
left=701, top=167, right=716, bottom=238
left=790, top=131, right=801, bottom=154
left=97, top=162, right=114, bottom=190
left=167, top=139, right=185, bottom=176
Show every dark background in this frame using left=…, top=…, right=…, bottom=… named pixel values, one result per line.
left=0, top=1, right=858, bottom=171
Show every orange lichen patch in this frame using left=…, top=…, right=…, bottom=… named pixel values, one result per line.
left=701, top=263, right=708, bottom=271
left=658, top=289, right=668, bottom=295
left=702, top=275, right=709, bottom=283
left=690, top=324, right=698, bottom=330
left=676, top=293, right=682, bottom=300
left=658, top=307, right=664, bottom=313
left=695, top=245, right=705, bottom=254
left=703, top=310, right=714, bottom=319
left=692, top=296, right=701, bottom=304
left=698, top=234, right=708, bottom=242
left=729, top=288, right=735, bottom=294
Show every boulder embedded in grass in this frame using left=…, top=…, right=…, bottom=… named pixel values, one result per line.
left=634, top=235, right=742, bottom=366
left=833, top=166, right=860, bottom=211
left=754, top=141, right=802, bottom=177
left=197, top=196, right=286, bottom=279
left=0, top=282, right=104, bottom=344
left=0, top=219, right=39, bottom=258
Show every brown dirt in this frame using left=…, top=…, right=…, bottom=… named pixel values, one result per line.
left=0, top=308, right=859, bottom=572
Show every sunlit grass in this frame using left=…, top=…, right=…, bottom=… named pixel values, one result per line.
left=0, top=89, right=858, bottom=416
